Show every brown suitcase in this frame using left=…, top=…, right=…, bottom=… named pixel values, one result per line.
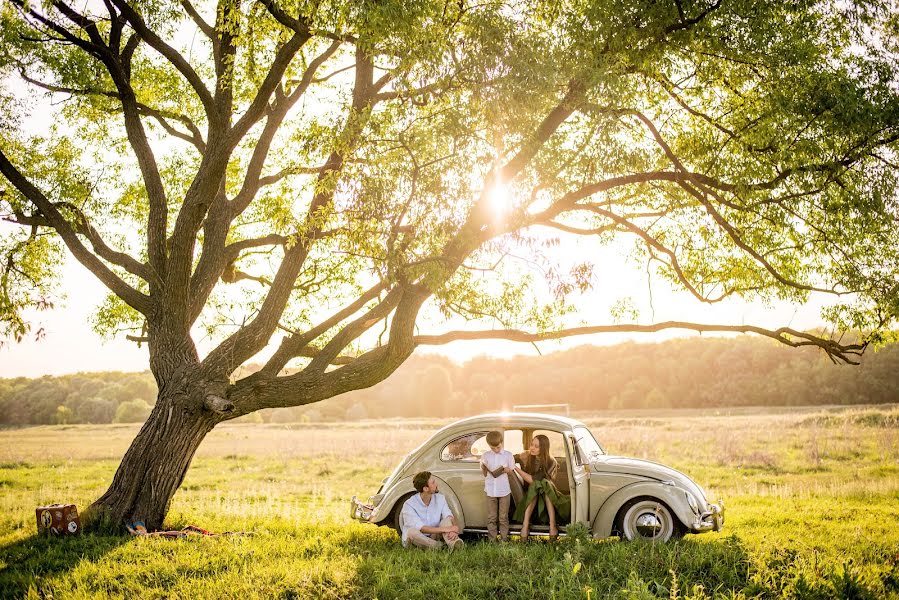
left=36, top=504, right=81, bottom=536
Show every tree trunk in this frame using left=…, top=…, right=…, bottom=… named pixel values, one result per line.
left=88, top=392, right=217, bottom=531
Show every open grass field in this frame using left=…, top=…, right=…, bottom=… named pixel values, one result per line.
left=1, top=405, right=898, bottom=599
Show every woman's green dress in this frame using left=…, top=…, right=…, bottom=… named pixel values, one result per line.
left=513, top=454, right=571, bottom=523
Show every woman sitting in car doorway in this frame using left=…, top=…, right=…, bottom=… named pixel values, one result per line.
left=513, top=434, right=570, bottom=541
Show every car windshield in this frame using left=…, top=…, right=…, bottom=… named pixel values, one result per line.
left=574, top=426, right=605, bottom=459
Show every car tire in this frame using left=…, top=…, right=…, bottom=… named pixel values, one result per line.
left=615, top=498, right=682, bottom=542
left=391, top=492, right=416, bottom=533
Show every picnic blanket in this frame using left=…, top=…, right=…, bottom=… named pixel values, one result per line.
left=126, top=521, right=253, bottom=539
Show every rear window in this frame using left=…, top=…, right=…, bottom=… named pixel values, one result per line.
left=441, top=432, right=488, bottom=462
left=440, top=429, right=525, bottom=461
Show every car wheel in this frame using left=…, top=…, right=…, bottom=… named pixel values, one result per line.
left=616, top=498, right=680, bottom=542
left=391, top=493, right=416, bottom=532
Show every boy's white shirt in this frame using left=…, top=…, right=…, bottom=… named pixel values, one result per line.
left=480, top=449, right=515, bottom=497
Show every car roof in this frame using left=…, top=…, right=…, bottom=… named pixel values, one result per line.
left=433, top=412, right=585, bottom=438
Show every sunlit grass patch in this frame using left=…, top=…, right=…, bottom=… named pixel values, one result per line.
left=1, top=405, right=897, bottom=598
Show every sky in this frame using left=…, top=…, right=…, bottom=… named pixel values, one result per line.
left=0, top=224, right=838, bottom=378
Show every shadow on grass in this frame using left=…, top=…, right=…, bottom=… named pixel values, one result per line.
left=0, top=533, right=132, bottom=599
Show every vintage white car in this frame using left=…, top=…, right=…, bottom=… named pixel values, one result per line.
left=350, top=413, right=724, bottom=541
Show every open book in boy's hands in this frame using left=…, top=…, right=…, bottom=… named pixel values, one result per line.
left=487, top=465, right=507, bottom=478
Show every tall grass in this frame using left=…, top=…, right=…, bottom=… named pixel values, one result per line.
left=1, top=405, right=897, bottom=598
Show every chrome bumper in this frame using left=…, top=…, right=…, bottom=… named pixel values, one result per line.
left=693, top=500, right=725, bottom=532
left=350, top=495, right=374, bottom=522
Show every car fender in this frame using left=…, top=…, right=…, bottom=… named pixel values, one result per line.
left=370, top=475, right=466, bottom=531
left=591, top=481, right=693, bottom=538
left=369, top=475, right=415, bottom=525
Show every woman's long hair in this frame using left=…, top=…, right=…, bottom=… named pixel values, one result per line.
left=527, top=434, right=553, bottom=475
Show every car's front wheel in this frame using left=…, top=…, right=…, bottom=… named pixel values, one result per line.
left=616, top=498, right=681, bottom=542
left=391, top=493, right=416, bottom=532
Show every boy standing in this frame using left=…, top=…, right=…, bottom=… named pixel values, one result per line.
left=480, top=430, right=515, bottom=541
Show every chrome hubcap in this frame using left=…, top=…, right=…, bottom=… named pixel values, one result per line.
left=635, top=512, right=662, bottom=538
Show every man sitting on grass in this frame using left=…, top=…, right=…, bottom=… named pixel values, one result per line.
left=400, top=471, right=464, bottom=551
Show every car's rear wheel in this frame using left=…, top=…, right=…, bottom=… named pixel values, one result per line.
left=391, top=492, right=416, bottom=532
left=615, top=498, right=682, bottom=542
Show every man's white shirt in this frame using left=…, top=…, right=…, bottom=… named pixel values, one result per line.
left=400, top=492, right=454, bottom=547
left=480, top=449, right=515, bottom=497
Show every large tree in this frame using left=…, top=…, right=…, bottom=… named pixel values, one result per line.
left=1, top=0, right=898, bottom=529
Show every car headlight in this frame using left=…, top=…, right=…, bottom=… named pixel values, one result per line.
left=686, top=491, right=699, bottom=514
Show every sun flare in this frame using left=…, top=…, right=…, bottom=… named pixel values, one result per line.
left=487, top=182, right=512, bottom=218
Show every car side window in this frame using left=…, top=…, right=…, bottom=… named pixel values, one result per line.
left=441, top=432, right=488, bottom=462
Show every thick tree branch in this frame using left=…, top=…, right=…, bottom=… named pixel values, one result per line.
left=199, top=43, right=386, bottom=378
left=19, top=72, right=206, bottom=152
left=107, top=49, right=170, bottom=287
left=414, top=322, right=866, bottom=365
left=14, top=0, right=170, bottom=288
left=109, top=0, right=218, bottom=123
left=223, top=234, right=290, bottom=255
left=287, top=345, right=355, bottom=365
left=0, top=149, right=151, bottom=313
left=623, top=109, right=847, bottom=295
left=226, top=288, right=425, bottom=416
left=5, top=203, right=158, bottom=287
left=257, top=0, right=306, bottom=32
left=173, top=21, right=331, bottom=330
left=304, top=287, right=403, bottom=373
left=195, top=241, right=315, bottom=372
left=253, top=280, right=390, bottom=379
left=230, top=38, right=342, bottom=214
left=101, top=0, right=123, bottom=53
left=211, top=0, right=238, bottom=116
left=52, top=2, right=172, bottom=286
left=533, top=171, right=685, bottom=215
left=228, top=30, right=312, bottom=148
left=664, top=0, right=723, bottom=34
left=180, top=0, right=214, bottom=40
left=52, top=0, right=106, bottom=46
left=498, top=79, right=585, bottom=182
left=185, top=40, right=341, bottom=324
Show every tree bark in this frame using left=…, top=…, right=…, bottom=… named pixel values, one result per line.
left=87, top=390, right=217, bottom=531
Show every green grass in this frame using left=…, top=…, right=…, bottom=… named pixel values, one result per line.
left=1, top=406, right=898, bottom=599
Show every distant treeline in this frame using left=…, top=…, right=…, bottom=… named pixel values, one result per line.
left=2, top=336, right=898, bottom=425
left=0, top=371, right=156, bottom=425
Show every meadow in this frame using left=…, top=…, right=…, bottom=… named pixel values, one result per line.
left=1, top=405, right=897, bottom=599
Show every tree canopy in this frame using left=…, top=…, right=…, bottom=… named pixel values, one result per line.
left=1, top=0, right=899, bottom=527
left=3, top=0, right=899, bottom=382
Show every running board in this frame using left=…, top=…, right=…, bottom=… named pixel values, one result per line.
left=463, top=527, right=567, bottom=538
